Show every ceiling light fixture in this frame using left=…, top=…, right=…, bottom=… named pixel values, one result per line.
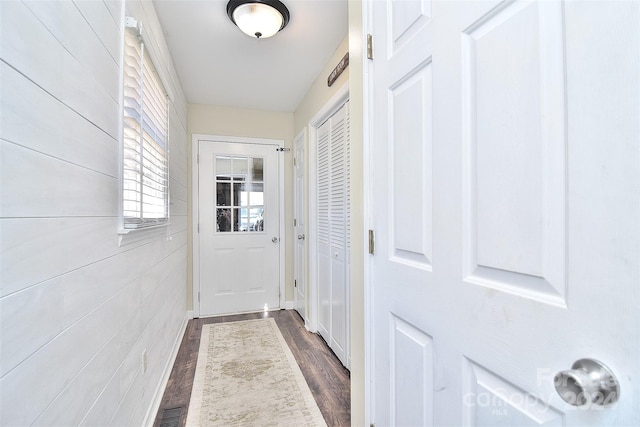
left=226, top=0, right=290, bottom=39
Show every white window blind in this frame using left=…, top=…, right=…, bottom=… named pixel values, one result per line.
left=122, top=25, right=169, bottom=230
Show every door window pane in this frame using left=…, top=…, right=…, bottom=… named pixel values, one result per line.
left=216, top=182, right=231, bottom=206
left=215, top=155, right=265, bottom=233
left=216, top=208, right=231, bottom=232
left=251, top=158, right=264, bottom=181
left=233, top=157, right=249, bottom=176
left=216, top=156, right=231, bottom=179
left=233, top=182, right=245, bottom=207
left=250, top=206, right=264, bottom=231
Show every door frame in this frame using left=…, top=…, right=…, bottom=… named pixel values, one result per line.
left=307, top=82, right=349, bottom=333
left=191, top=134, right=286, bottom=318
left=361, top=0, right=373, bottom=423
left=293, top=129, right=306, bottom=321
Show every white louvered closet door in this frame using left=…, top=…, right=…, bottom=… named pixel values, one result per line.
left=317, top=101, right=350, bottom=368
left=317, top=119, right=331, bottom=344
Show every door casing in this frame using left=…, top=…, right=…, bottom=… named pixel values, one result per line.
left=191, top=134, right=286, bottom=317
left=307, top=83, right=349, bottom=333
left=293, top=129, right=307, bottom=320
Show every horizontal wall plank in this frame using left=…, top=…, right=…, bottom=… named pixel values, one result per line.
left=170, top=177, right=188, bottom=204
left=0, top=217, right=119, bottom=297
left=73, top=0, right=121, bottom=63
left=0, top=62, right=118, bottom=178
left=23, top=0, right=119, bottom=101
left=32, top=309, right=143, bottom=427
left=0, top=141, right=118, bottom=219
left=170, top=156, right=188, bottom=189
left=109, top=363, right=145, bottom=427
left=0, top=1, right=119, bottom=139
left=170, top=109, right=188, bottom=159
left=104, top=0, right=122, bottom=24
left=0, top=277, right=142, bottom=427
left=0, top=213, right=187, bottom=299
left=1, top=240, right=187, bottom=425
left=169, top=197, right=188, bottom=217
left=0, top=0, right=189, bottom=425
left=0, top=234, right=186, bottom=377
left=78, top=357, right=125, bottom=427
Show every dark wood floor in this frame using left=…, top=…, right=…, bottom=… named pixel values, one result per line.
left=152, top=309, right=351, bottom=427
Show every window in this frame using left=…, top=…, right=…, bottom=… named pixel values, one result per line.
left=215, top=156, right=265, bottom=233
left=122, top=23, right=169, bottom=230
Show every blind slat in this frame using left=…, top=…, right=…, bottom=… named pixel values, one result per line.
left=122, top=27, right=169, bottom=230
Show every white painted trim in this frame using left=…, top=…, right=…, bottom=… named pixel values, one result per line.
left=307, top=83, right=349, bottom=334
left=191, top=134, right=286, bottom=317
left=142, top=314, right=189, bottom=427
left=278, top=139, right=286, bottom=311
left=293, top=128, right=306, bottom=320
left=191, top=135, right=200, bottom=317
left=362, top=1, right=373, bottom=424
left=117, top=0, right=126, bottom=233
left=186, top=310, right=194, bottom=320
left=285, top=300, right=294, bottom=310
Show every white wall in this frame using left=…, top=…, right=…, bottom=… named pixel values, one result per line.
left=0, top=1, right=188, bottom=426
left=292, top=35, right=348, bottom=326
left=293, top=35, right=349, bottom=135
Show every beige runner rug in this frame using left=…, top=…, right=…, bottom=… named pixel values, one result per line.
left=185, top=318, right=327, bottom=426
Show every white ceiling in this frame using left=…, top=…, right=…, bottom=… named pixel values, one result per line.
left=153, top=0, right=348, bottom=112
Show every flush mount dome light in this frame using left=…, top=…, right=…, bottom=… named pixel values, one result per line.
left=226, top=0, right=290, bottom=39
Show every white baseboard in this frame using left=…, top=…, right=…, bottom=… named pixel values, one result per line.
left=143, top=313, right=189, bottom=427
left=284, top=300, right=294, bottom=310
left=187, top=310, right=194, bottom=319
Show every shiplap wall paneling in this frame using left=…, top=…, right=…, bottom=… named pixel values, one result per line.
left=0, top=0, right=188, bottom=426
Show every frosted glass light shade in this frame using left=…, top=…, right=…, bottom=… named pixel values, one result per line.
left=227, top=1, right=290, bottom=39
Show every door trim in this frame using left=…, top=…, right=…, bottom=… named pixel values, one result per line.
left=362, top=0, right=373, bottom=423
left=307, top=82, right=349, bottom=333
left=293, top=129, right=306, bottom=322
left=191, top=134, right=285, bottom=318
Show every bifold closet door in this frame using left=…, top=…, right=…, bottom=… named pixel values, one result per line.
left=317, top=119, right=331, bottom=343
left=317, top=102, right=350, bottom=368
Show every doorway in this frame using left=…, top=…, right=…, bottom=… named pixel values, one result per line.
left=365, top=1, right=640, bottom=425
left=308, top=86, right=351, bottom=369
left=192, top=135, right=285, bottom=317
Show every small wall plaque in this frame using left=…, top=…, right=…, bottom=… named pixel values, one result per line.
left=327, top=52, right=349, bottom=87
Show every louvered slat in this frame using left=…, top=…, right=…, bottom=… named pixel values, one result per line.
left=122, top=27, right=169, bottom=228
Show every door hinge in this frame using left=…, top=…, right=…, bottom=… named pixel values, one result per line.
left=125, top=16, right=138, bottom=30
left=198, top=292, right=200, bottom=302
left=276, top=147, right=291, bottom=152
left=367, top=34, right=373, bottom=60
left=368, top=229, right=375, bottom=254
left=294, top=279, right=297, bottom=288
left=294, top=218, right=297, bottom=227
left=293, top=157, right=297, bottom=166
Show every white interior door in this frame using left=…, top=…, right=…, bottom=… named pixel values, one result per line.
left=369, top=1, right=639, bottom=426
left=317, top=102, right=351, bottom=368
left=198, top=140, right=280, bottom=316
left=294, top=131, right=306, bottom=320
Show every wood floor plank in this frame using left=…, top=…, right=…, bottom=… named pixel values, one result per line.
left=152, top=310, right=350, bottom=427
